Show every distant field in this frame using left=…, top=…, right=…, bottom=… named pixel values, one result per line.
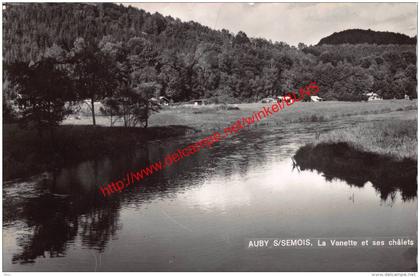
left=63, top=100, right=418, bottom=132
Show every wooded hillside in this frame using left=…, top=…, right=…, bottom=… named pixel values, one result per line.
left=3, top=3, right=417, bottom=102
left=318, top=29, right=416, bottom=45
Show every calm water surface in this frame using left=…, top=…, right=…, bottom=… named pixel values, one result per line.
left=3, top=123, right=417, bottom=271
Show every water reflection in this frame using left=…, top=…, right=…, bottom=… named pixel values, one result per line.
left=3, top=126, right=417, bottom=271
left=4, top=129, right=279, bottom=265
left=5, top=176, right=122, bottom=264
left=293, top=142, right=417, bottom=202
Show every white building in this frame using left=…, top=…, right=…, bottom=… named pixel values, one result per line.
left=310, top=96, right=323, bottom=102
left=366, top=92, right=383, bottom=101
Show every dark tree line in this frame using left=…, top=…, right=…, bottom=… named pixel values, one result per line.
left=318, top=29, right=416, bottom=46
left=3, top=3, right=417, bottom=126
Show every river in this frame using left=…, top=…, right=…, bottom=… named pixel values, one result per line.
left=3, top=123, right=417, bottom=271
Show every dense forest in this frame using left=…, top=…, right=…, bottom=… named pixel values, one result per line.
left=318, top=29, right=416, bottom=45
left=3, top=3, right=417, bottom=108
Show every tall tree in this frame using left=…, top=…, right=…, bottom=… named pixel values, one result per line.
left=70, top=38, right=118, bottom=126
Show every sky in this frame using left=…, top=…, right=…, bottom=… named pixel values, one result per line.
left=123, top=3, right=417, bottom=46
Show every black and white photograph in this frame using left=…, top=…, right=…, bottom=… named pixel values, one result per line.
left=2, top=1, right=418, bottom=273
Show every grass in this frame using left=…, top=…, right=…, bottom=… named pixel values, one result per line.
left=315, top=119, right=417, bottom=160
left=147, top=100, right=417, bottom=131
left=64, top=100, right=417, bottom=131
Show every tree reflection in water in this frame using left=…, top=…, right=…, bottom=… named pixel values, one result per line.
left=5, top=130, right=271, bottom=265
left=293, top=142, right=417, bottom=202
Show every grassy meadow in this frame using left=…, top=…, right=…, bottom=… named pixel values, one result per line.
left=149, top=100, right=417, bottom=130
left=64, top=99, right=417, bottom=131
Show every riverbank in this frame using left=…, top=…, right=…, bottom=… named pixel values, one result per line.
left=293, top=141, right=417, bottom=201
left=4, top=124, right=195, bottom=181
left=4, top=100, right=417, bottom=181
left=292, top=117, right=417, bottom=201
left=314, top=119, right=417, bottom=160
